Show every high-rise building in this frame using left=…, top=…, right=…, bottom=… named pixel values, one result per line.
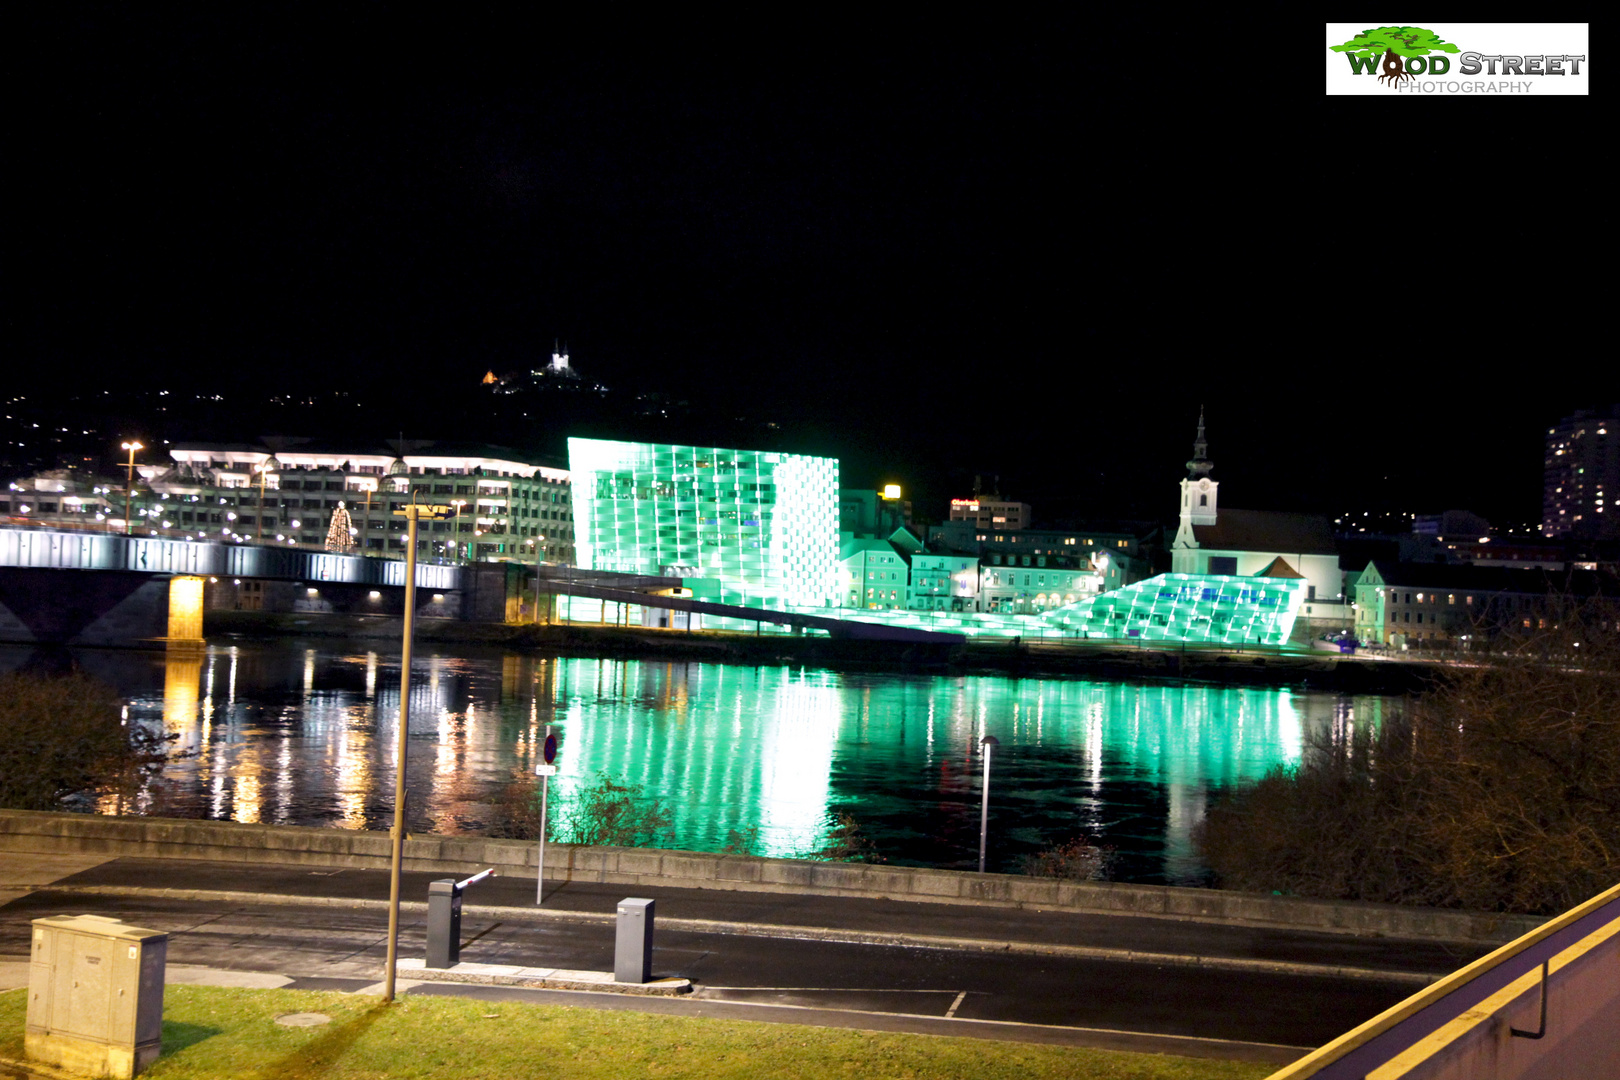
left=567, top=438, right=840, bottom=608
left=1542, top=407, right=1619, bottom=538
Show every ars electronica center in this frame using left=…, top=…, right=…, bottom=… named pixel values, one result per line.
left=564, top=437, right=1308, bottom=646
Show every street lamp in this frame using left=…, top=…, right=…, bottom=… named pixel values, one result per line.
left=120, top=442, right=143, bottom=536
left=383, top=494, right=457, bottom=1003
left=978, top=735, right=1000, bottom=873
left=253, top=459, right=275, bottom=543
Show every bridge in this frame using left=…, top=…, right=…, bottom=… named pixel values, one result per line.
left=0, top=527, right=956, bottom=646
left=0, top=527, right=461, bottom=646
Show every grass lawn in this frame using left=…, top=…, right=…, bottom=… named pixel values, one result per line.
left=0, top=985, right=1275, bottom=1080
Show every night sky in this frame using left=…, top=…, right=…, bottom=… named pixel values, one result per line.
left=12, top=9, right=1604, bottom=530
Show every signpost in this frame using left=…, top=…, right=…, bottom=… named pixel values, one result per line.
left=382, top=499, right=457, bottom=1004
left=536, top=725, right=557, bottom=904
left=978, top=734, right=1000, bottom=873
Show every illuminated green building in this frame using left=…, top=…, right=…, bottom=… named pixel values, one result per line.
left=567, top=438, right=840, bottom=608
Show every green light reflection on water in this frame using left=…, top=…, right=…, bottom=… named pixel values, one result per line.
left=113, top=644, right=1386, bottom=885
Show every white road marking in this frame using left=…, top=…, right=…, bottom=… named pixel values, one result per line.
left=945, top=991, right=968, bottom=1018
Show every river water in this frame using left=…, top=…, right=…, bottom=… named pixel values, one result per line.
left=4, top=640, right=1394, bottom=884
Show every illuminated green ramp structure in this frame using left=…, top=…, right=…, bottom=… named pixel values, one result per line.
left=567, top=438, right=840, bottom=611
left=787, top=571, right=1309, bottom=645
left=1039, top=572, right=1308, bottom=645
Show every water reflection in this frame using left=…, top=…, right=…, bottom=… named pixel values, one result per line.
left=0, top=641, right=1392, bottom=884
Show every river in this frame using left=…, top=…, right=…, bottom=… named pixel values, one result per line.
left=3, top=640, right=1395, bottom=884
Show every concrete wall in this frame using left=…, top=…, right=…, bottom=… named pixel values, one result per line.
left=0, top=810, right=1546, bottom=944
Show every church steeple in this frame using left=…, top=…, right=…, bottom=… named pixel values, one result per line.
left=1175, top=407, right=1219, bottom=547
left=1186, top=405, right=1214, bottom=479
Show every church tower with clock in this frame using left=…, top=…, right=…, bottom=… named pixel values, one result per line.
left=1173, top=407, right=1218, bottom=564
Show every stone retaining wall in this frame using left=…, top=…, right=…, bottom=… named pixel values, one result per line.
left=0, top=809, right=1544, bottom=944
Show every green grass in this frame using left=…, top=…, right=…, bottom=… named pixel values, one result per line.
left=0, top=984, right=1274, bottom=1080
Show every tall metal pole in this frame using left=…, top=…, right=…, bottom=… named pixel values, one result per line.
left=121, top=442, right=141, bottom=537
left=536, top=725, right=551, bottom=905
left=534, top=540, right=545, bottom=624
left=978, top=735, right=999, bottom=873
left=383, top=500, right=421, bottom=1003
left=256, top=463, right=268, bottom=543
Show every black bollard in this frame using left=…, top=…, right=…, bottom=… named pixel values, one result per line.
left=426, top=878, right=462, bottom=969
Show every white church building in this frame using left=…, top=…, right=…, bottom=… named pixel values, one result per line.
left=1170, top=411, right=1350, bottom=631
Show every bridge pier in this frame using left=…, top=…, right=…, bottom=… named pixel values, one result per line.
left=167, top=576, right=206, bottom=644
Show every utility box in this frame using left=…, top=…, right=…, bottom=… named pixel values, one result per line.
left=614, top=898, right=654, bottom=984
left=27, top=914, right=167, bottom=1079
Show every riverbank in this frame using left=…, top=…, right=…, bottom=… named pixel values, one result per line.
left=203, top=610, right=1440, bottom=692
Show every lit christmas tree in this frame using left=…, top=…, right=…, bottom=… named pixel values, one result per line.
left=325, top=501, right=357, bottom=553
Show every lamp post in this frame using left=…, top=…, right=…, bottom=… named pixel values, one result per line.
left=254, top=459, right=274, bottom=543
left=383, top=495, right=455, bottom=1003
left=120, top=442, right=143, bottom=536
left=978, top=735, right=1000, bottom=873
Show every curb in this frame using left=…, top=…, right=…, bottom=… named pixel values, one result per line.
left=46, top=884, right=1439, bottom=986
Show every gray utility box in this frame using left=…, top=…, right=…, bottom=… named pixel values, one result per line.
left=27, top=914, right=167, bottom=1079
left=614, top=898, right=654, bottom=984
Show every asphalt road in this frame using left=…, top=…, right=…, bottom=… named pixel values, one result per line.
left=0, top=856, right=1485, bottom=1060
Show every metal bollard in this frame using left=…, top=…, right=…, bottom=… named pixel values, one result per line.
left=614, top=898, right=655, bottom=983
left=426, top=869, right=496, bottom=969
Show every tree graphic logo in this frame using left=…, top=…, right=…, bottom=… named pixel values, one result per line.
left=1331, top=26, right=1460, bottom=86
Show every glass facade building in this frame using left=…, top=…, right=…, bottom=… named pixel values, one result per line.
left=567, top=438, right=840, bottom=609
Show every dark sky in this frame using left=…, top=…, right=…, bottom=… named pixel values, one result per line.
left=12, top=9, right=1606, bottom=529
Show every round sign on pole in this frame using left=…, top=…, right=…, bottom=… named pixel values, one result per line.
left=543, top=732, right=557, bottom=765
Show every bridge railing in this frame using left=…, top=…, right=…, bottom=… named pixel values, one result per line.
left=1, top=527, right=461, bottom=591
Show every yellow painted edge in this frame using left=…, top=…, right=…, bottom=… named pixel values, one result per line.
left=1263, top=879, right=1620, bottom=1080
left=1367, top=913, right=1620, bottom=1079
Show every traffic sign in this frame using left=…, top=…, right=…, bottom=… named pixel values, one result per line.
left=543, top=732, right=558, bottom=764
left=535, top=764, right=558, bottom=776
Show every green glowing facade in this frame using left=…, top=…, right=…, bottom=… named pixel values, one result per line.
left=1041, top=572, right=1307, bottom=645
left=567, top=438, right=840, bottom=608
left=792, top=571, right=1307, bottom=645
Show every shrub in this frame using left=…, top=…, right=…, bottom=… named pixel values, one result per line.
left=563, top=773, right=674, bottom=848
left=1198, top=597, right=1620, bottom=915
left=488, top=771, right=673, bottom=848
left=806, top=811, right=884, bottom=863
left=720, top=825, right=761, bottom=855
left=0, top=671, right=166, bottom=811
left=1022, top=836, right=1114, bottom=880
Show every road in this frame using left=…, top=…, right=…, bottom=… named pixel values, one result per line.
left=0, top=855, right=1489, bottom=1064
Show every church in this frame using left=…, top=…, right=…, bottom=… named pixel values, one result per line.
left=1170, top=411, right=1349, bottom=626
